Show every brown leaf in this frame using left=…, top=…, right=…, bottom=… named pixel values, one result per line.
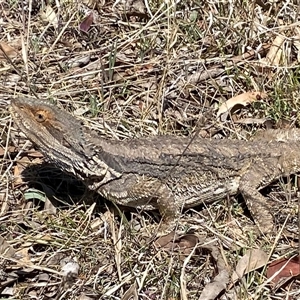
left=217, top=91, right=267, bottom=118
left=199, top=240, right=229, bottom=299
left=14, top=247, right=34, bottom=270
left=0, top=146, right=17, bottom=157
left=27, top=150, right=43, bottom=158
left=235, top=117, right=269, bottom=125
left=13, top=164, right=24, bottom=186
left=155, top=232, right=199, bottom=255
left=79, top=12, right=94, bottom=33
left=121, top=282, right=138, bottom=300
left=0, top=235, right=16, bottom=258
left=41, top=5, right=58, bottom=28
left=267, top=256, right=300, bottom=285
left=265, top=36, right=285, bottom=66
left=178, top=234, right=199, bottom=249
left=232, top=249, right=269, bottom=283
left=154, top=231, right=177, bottom=248
left=0, top=42, right=18, bottom=59
left=44, top=197, right=57, bottom=215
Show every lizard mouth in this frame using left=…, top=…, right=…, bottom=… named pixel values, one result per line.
left=10, top=98, right=81, bottom=152
left=9, top=97, right=111, bottom=180
left=9, top=98, right=85, bottom=173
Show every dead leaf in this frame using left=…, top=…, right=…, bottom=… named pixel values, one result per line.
left=217, top=91, right=267, bottom=118
left=256, top=36, right=285, bottom=73
left=61, top=258, right=79, bottom=277
left=154, top=231, right=177, bottom=248
left=112, top=0, right=147, bottom=15
left=121, top=282, right=138, bottom=300
left=79, top=12, right=94, bottom=33
left=78, top=293, right=96, bottom=300
left=41, top=5, right=58, bottom=28
left=0, top=42, right=18, bottom=59
left=155, top=232, right=200, bottom=256
left=2, top=287, right=14, bottom=296
left=0, top=235, right=16, bottom=258
left=27, top=150, right=43, bottom=158
left=60, top=257, right=79, bottom=287
left=264, top=36, right=285, bottom=66
left=232, top=249, right=269, bottom=283
left=14, top=247, right=32, bottom=267
left=44, top=197, right=57, bottom=215
left=235, top=117, right=269, bottom=125
left=35, top=233, right=54, bottom=243
left=0, top=146, right=17, bottom=157
left=178, top=234, right=199, bottom=250
left=198, top=240, right=229, bottom=300
left=1, top=275, right=19, bottom=292
left=267, top=256, right=300, bottom=286
left=13, top=164, right=24, bottom=186
left=158, top=236, right=230, bottom=299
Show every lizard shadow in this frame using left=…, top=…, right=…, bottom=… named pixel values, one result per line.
left=21, top=162, right=104, bottom=209
left=20, top=162, right=153, bottom=221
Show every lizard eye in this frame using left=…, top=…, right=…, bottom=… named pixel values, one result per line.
left=35, top=112, right=46, bottom=122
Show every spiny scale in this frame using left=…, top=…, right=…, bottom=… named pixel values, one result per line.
left=9, top=97, right=300, bottom=233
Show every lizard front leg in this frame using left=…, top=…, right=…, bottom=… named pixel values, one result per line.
left=99, top=174, right=181, bottom=231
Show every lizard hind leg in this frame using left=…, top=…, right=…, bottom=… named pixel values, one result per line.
left=239, top=159, right=282, bottom=233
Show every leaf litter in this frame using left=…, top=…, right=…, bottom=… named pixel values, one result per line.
left=0, top=0, right=300, bottom=299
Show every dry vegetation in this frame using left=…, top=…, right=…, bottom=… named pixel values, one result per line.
left=1, top=0, right=300, bottom=299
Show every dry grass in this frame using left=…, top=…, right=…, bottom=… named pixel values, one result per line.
left=1, top=0, right=300, bottom=299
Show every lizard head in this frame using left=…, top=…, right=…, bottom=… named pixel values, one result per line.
left=9, top=97, right=96, bottom=177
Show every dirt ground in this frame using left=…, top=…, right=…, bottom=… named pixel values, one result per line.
left=1, top=0, right=300, bottom=299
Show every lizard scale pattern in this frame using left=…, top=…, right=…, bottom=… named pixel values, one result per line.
left=9, top=97, right=300, bottom=233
